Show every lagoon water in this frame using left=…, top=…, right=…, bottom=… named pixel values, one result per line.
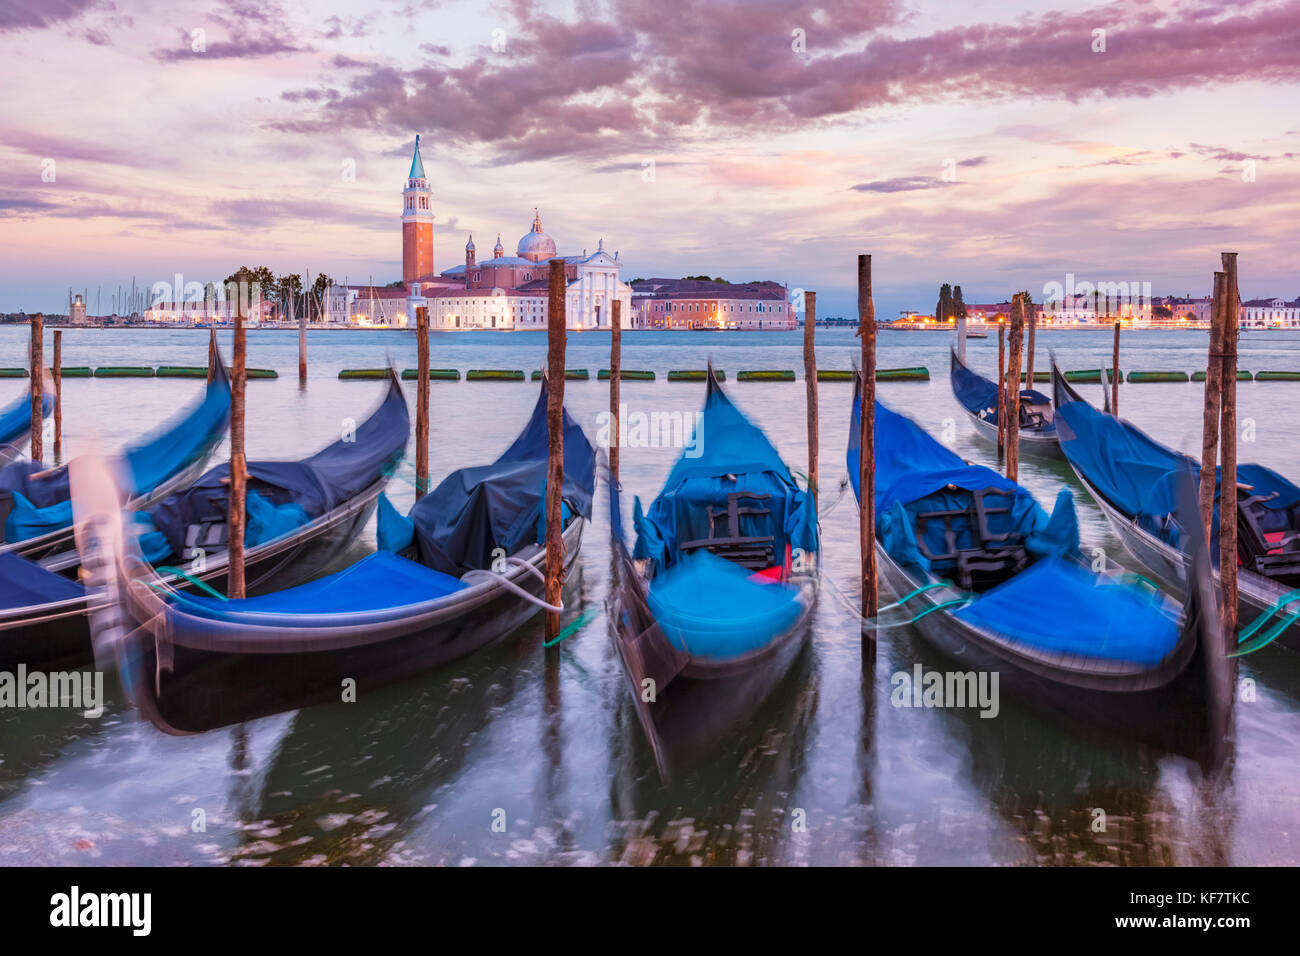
left=1, top=325, right=1299, bottom=865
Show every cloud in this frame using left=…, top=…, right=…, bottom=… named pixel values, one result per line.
left=153, top=0, right=311, bottom=61
left=851, top=176, right=956, bottom=193
left=0, top=0, right=96, bottom=33
left=270, top=0, right=1300, bottom=165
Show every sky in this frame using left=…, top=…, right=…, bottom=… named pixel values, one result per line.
left=0, top=0, right=1297, bottom=319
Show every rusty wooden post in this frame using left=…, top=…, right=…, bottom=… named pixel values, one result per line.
left=52, top=330, right=63, bottom=462
left=1111, top=321, right=1121, bottom=416
left=415, top=305, right=430, bottom=498
left=1199, top=272, right=1227, bottom=540
left=804, top=290, right=819, bottom=507
left=228, top=272, right=249, bottom=600
left=207, top=327, right=217, bottom=383
left=1219, top=252, right=1240, bottom=632
left=545, top=259, right=567, bottom=642
left=996, top=322, right=1006, bottom=460
left=859, top=256, right=878, bottom=626
left=29, top=313, right=43, bottom=462
left=1005, top=294, right=1023, bottom=483
left=609, top=299, right=621, bottom=484
left=1024, top=298, right=1037, bottom=387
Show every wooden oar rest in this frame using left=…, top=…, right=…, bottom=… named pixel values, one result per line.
left=1238, top=492, right=1300, bottom=583
left=680, top=491, right=776, bottom=570
left=914, top=486, right=1028, bottom=591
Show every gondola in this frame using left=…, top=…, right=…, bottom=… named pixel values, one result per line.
left=0, top=381, right=55, bottom=467
left=1052, top=358, right=1300, bottom=654
left=950, top=347, right=1061, bottom=458
left=0, top=370, right=407, bottom=673
left=607, top=366, right=819, bottom=781
left=78, top=374, right=594, bottom=735
left=0, top=357, right=231, bottom=562
left=849, top=370, right=1232, bottom=766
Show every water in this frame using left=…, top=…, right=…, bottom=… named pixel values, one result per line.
left=1, top=325, right=1298, bottom=866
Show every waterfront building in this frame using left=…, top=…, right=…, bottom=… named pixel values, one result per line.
left=1242, top=297, right=1300, bottom=328
left=630, top=278, right=795, bottom=330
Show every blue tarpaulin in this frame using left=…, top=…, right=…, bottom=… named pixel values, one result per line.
left=633, top=379, right=817, bottom=573
left=405, top=378, right=595, bottom=575
left=847, top=382, right=1178, bottom=666
left=647, top=548, right=803, bottom=658
left=147, top=376, right=408, bottom=559
left=0, top=390, right=54, bottom=448
left=0, top=366, right=230, bottom=544
left=1055, top=394, right=1300, bottom=547
left=0, top=552, right=84, bottom=611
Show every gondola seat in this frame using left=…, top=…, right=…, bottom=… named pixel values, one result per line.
left=912, top=487, right=1031, bottom=591
left=679, top=491, right=776, bottom=570
left=1238, top=493, right=1300, bottom=583
left=647, top=548, right=802, bottom=659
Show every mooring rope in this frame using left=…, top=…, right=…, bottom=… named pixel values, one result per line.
left=1230, top=588, right=1300, bottom=657
left=152, top=565, right=229, bottom=600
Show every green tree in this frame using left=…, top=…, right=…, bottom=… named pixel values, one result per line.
left=276, top=273, right=304, bottom=320
left=953, top=285, right=968, bottom=321
left=934, top=283, right=952, bottom=322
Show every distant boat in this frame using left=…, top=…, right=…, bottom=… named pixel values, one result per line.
left=966, top=329, right=988, bottom=339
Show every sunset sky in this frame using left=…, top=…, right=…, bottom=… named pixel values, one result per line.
left=1, top=0, right=1297, bottom=318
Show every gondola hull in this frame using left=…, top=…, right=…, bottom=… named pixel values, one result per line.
left=609, top=564, right=817, bottom=779
left=950, top=348, right=1061, bottom=459
left=118, top=518, right=585, bottom=734
left=1066, top=462, right=1300, bottom=653
left=873, top=534, right=1229, bottom=765
left=0, top=477, right=388, bottom=673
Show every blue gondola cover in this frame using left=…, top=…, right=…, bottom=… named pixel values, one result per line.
left=0, top=390, right=55, bottom=448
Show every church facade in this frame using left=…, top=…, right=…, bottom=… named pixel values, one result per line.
left=396, top=136, right=632, bottom=330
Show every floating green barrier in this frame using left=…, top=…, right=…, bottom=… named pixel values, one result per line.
left=817, top=370, right=855, bottom=382
left=530, top=369, right=589, bottom=381
left=0, top=369, right=28, bottom=378
left=668, top=370, right=725, bottom=381
left=400, top=368, right=460, bottom=380
left=339, top=368, right=390, bottom=380
left=598, top=369, right=655, bottom=380
left=58, top=367, right=92, bottom=378
left=1127, top=370, right=1189, bottom=383
left=246, top=368, right=278, bottom=379
left=877, top=367, right=929, bottom=381
left=1192, top=370, right=1252, bottom=382
left=737, top=370, right=795, bottom=382
left=467, top=369, right=525, bottom=381
left=156, top=366, right=208, bottom=378
left=1256, top=371, right=1300, bottom=381
left=1019, top=371, right=1050, bottom=383
left=94, top=366, right=154, bottom=377
left=1064, top=368, right=1122, bottom=383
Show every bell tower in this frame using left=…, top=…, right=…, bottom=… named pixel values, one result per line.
left=402, top=134, right=434, bottom=286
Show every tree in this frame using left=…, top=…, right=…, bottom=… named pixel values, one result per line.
left=276, top=273, right=304, bottom=321
left=226, top=265, right=275, bottom=304
left=312, top=274, right=334, bottom=300
left=934, top=283, right=952, bottom=323
left=953, top=285, right=968, bottom=321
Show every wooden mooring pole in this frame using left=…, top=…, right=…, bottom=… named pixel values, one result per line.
left=415, top=305, right=430, bottom=498
left=996, top=322, right=1006, bottom=461
left=1220, top=252, right=1240, bottom=632
left=858, top=256, right=878, bottom=626
left=298, top=307, right=308, bottom=386
left=1199, top=272, right=1227, bottom=540
left=544, top=259, right=567, bottom=642
left=804, top=290, right=819, bottom=506
left=1005, top=294, right=1023, bottom=483
left=228, top=274, right=249, bottom=599
left=207, top=327, right=217, bottom=383
left=29, top=313, right=43, bottom=462
left=1024, top=298, right=1037, bottom=386
left=609, top=299, right=622, bottom=484
left=52, top=330, right=62, bottom=462
left=1111, top=320, right=1121, bottom=416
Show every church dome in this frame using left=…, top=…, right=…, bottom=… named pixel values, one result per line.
left=465, top=233, right=475, bottom=251
left=517, top=209, right=557, bottom=262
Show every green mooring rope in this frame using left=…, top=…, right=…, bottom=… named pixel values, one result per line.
left=1230, top=588, right=1300, bottom=657
left=153, top=566, right=229, bottom=601
left=543, top=606, right=599, bottom=648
